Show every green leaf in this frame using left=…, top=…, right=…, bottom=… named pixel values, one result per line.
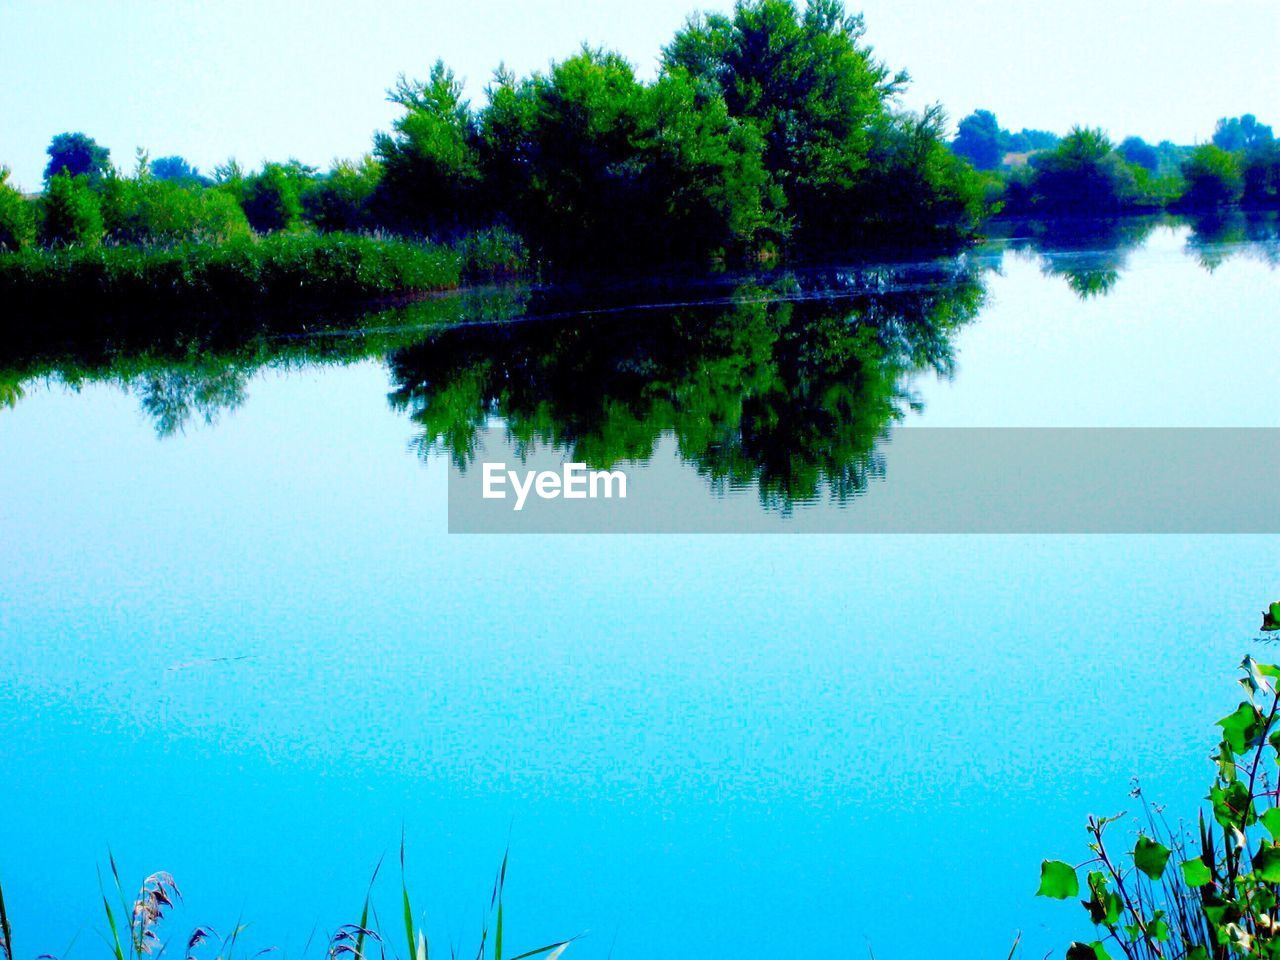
left=1133, top=836, right=1171, bottom=880
left=1262, top=808, right=1280, bottom=839
left=1181, top=858, right=1213, bottom=887
left=1219, top=702, right=1264, bottom=755
left=1036, top=860, right=1079, bottom=899
left=1264, top=603, right=1280, bottom=632
left=1254, top=844, right=1280, bottom=882
left=1211, top=781, right=1256, bottom=827
left=1186, top=948, right=1209, bottom=960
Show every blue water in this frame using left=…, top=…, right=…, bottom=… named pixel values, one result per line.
left=2, top=221, right=1279, bottom=959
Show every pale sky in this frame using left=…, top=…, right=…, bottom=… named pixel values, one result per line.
left=2, top=0, right=1276, bottom=190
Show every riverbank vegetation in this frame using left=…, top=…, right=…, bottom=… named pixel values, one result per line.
left=0, top=841, right=571, bottom=960
left=0, top=0, right=1274, bottom=311
left=1038, top=643, right=1280, bottom=960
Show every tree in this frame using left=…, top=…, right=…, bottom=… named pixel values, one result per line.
left=240, top=161, right=311, bottom=232
left=951, top=110, right=1002, bottom=169
left=150, top=156, right=208, bottom=186
left=303, top=156, right=383, bottom=231
left=1212, top=114, right=1274, bottom=153
left=374, top=60, right=481, bottom=232
left=1180, top=144, right=1244, bottom=207
left=1118, top=136, right=1159, bottom=172
left=0, top=167, right=36, bottom=252
left=39, top=172, right=104, bottom=247
left=44, top=132, right=112, bottom=187
left=1028, top=127, right=1137, bottom=212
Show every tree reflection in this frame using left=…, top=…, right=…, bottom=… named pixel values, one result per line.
left=387, top=263, right=986, bottom=508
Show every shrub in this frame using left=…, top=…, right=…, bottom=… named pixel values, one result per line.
left=303, top=156, right=383, bottom=231
left=1039, top=645, right=1280, bottom=960
left=1029, top=127, right=1139, bottom=213
left=240, top=162, right=309, bottom=232
left=101, top=176, right=251, bottom=245
left=0, top=168, right=36, bottom=252
left=39, top=172, right=103, bottom=248
left=1181, top=145, right=1245, bottom=208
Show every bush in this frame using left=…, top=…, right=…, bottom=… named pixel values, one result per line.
left=1028, top=127, right=1140, bottom=213
left=101, top=175, right=252, bottom=245
left=0, top=168, right=36, bottom=252
left=302, top=156, right=383, bottom=231
left=240, top=162, right=309, bottom=232
left=1039, top=647, right=1280, bottom=960
left=39, top=172, right=103, bottom=248
left=1181, top=144, right=1245, bottom=208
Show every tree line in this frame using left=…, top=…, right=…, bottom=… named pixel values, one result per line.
left=0, top=0, right=989, bottom=266
left=0, top=0, right=1275, bottom=269
left=950, top=109, right=1280, bottom=214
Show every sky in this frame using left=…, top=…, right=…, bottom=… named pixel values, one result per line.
left=2, top=0, right=1277, bottom=190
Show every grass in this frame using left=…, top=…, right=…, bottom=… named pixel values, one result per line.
left=0, top=838, right=571, bottom=960
left=0, top=227, right=527, bottom=315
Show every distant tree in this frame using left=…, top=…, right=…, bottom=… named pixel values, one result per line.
left=1181, top=144, right=1244, bottom=207
left=1017, top=129, right=1060, bottom=151
left=1212, top=114, right=1274, bottom=153
left=43, top=132, right=112, bottom=186
left=951, top=110, right=1003, bottom=169
left=0, top=167, right=37, bottom=251
left=150, top=155, right=208, bottom=185
left=39, top=171, right=104, bottom=247
left=1118, top=136, right=1159, bottom=172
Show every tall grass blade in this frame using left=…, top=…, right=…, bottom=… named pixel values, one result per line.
left=0, top=877, right=14, bottom=960
left=356, top=854, right=385, bottom=960
left=98, top=866, right=126, bottom=960
left=507, top=939, right=573, bottom=960
left=400, top=831, right=419, bottom=960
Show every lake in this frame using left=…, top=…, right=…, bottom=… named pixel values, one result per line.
left=2, top=214, right=1279, bottom=959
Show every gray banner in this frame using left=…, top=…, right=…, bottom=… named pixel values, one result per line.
left=446, top=427, right=1280, bottom=533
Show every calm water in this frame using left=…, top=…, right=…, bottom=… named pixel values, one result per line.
left=2, top=216, right=1279, bottom=959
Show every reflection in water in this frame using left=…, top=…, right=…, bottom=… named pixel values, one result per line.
left=1, top=216, right=1276, bottom=508
left=388, top=264, right=985, bottom=507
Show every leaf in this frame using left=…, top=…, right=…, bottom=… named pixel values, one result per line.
left=1262, top=808, right=1280, bottom=839
left=1133, top=836, right=1171, bottom=880
left=1181, top=858, right=1213, bottom=887
left=1254, top=845, right=1280, bottom=882
left=1218, top=702, right=1265, bottom=756
left=1263, top=603, right=1280, bottom=632
left=1036, top=860, right=1079, bottom=899
left=1210, top=781, right=1256, bottom=827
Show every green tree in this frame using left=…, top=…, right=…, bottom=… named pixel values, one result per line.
left=39, top=172, right=104, bottom=247
left=951, top=110, right=1003, bottom=170
left=1181, top=144, right=1244, bottom=208
left=303, top=156, right=383, bottom=231
left=1029, top=127, right=1138, bottom=212
left=240, top=161, right=311, bottom=232
left=43, top=132, right=112, bottom=187
left=150, top=156, right=208, bottom=186
left=0, top=167, right=36, bottom=252
left=374, top=60, right=481, bottom=232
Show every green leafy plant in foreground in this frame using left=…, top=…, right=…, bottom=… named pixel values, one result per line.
left=1039, top=647, right=1280, bottom=959
left=0, top=841, right=571, bottom=960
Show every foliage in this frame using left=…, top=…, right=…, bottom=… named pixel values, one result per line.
left=1119, top=137, right=1161, bottom=173
left=374, top=61, right=481, bottom=232
left=1242, top=142, right=1280, bottom=208
left=1213, top=115, right=1275, bottom=154
left=39, top=172, right=103, bottom=248
left=1039, top=654, right=1280, bottom=960
left=1025, top=127, right=1139, bottom=213
left=303, top=156, right=383, bottom=232
left=43, top=132, right=112, bottom=186
left=1181, top=145, right=1245, bottom=208
left=239, top=161, right=312, bottom=232
left=149, top=155, right=209, bottom=186
left=0, top=168, right=36, bottom=252
left=952, top=110, right=1003, bottom=170
left=100, top=173, right=251, bottom=245
left=0, top=232, right=510, bottom=311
